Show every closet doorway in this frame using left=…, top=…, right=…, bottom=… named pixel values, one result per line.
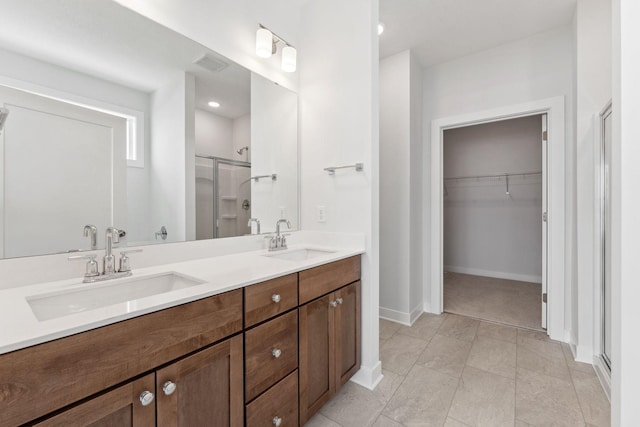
left=442, top=115, right=547, bottom=331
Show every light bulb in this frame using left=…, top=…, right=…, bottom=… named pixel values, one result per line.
left=256, top=28, right=273, bottom=58
left=208, top=101, right=220, bottom=108
left=282, top=45, right=297, bottom=73
left=378, top=22, right=385, bottom=35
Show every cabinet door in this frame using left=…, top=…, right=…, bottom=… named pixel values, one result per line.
left=156, top=335, right=243, bottom=427
left=299, top=293, right=335, bottom=424
left=335, top=281, right=361, bottom=386
left=34, top=374, right=155, bottom=427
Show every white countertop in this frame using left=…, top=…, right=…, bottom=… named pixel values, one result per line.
left=0, top=244, right=364, bottom=355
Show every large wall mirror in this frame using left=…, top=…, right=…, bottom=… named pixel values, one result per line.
left=0, top=0, right=299, bottom=259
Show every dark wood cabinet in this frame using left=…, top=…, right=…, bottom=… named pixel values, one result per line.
left=34, top=336, right=244, bottom=427
left=4, top=256, right=361, bottom=427
left=33, top=374, right=156, bottom=427
left=336, top=281, right=361, bottom=387
left=299, top=293, right=335, bottom=423
left=157, top=335, right=244, bottom=427
left=246, top=371, right=298, bottom=427
left=299, top=278, right=361, bottom=425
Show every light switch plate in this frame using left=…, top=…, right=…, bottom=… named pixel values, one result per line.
left=317, top=205, right=326, bottom=223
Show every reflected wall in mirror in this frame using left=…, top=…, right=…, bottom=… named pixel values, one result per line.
left=0, top=0, right=299, bottom=259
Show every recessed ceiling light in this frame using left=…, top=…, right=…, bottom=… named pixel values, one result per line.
left=208, top=101, right=220, bottom=108
left=378, top=22, right=385, bottom=36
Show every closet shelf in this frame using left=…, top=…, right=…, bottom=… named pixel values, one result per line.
left=444, top=171, right=541, bottom=181
left=443, top=171, right=542, bottom=196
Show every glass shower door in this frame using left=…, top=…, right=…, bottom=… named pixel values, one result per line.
left=195, top=156, right=251, bottom=240
left=601, top=103, right=612, bottom=369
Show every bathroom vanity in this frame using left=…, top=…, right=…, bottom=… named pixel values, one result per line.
left=0, top=252, right=361, bottom=427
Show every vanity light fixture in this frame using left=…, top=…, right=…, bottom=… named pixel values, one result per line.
left=378, top=22, right=385, bottom=35
left=208, top=101, right=220, bottom=108
left=256, top=24, right=297, bottom=73
left=256, top=27, right=274, bottom=58
left=281, top=45, right=297, bottom=73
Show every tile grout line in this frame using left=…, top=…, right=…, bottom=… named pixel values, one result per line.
left=442, top=318, right=479, bottom=425
left=562, top=344, right=591, bottom=426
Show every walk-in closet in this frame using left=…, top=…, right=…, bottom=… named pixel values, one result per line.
left=443, top=115, right=546, bottom=330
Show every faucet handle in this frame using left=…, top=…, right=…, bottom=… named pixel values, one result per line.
left=119, top=249, right=142, bottom=273
left=68, top=254, right=100, bottom=277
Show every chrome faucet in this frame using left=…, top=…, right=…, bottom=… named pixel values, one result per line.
left=83, top=224, right=97, bottom=250
left=269, top=219, right=291, bottom=251
left=69, top=227, right=142, bottom=283
left=248, top=218, right=261, bottom=234
left=104, top=227, right=120, bottom=274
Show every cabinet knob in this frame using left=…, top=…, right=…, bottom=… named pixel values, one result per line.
left=272, top=416, right=283, bottom=426
left=329, top=300, right=338, bottom=308
left=139, top=391, right=154, bottom=406
left=271, top=294, right=281, bottom=303
left=272, top=348, right=282, bottom=358
left=336, top=298, right=344, bottom=305
left=162, top=380, right=177, bottom=396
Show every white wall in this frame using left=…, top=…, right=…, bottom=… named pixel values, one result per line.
left=299, top=0, right=381, bottom=389
left=422, top=26, right=575, bottom=334
left=150, top=73, right=193, bottom=243
left=380, top=51, right=411, bottom=320
left=233, top=114, right=251, bottom=162
left=114, top=0, right=300, bottom=91
left=195, top=109, right=234, bottom=158
left=611, top=0, right=640, bottom=424
left=575, top=0, right=612, bottom=363
left=443, top=116, right=543, bottom=283
left=250, top=73, right=298, bottom=232
left=379, top=50, right=423, bottom=324
left=0, top=46, right=153, bottom=246
left=409, top=54, right=424, bottom=320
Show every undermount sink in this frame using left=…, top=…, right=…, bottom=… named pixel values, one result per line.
left=263, top=248, right=336, bottom=262
left=27, top=272, right=206, bottom=321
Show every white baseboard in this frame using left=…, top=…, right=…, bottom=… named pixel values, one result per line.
left=593, top=355, right=611, bottom=402
left=410, top=304, right=424, bottom=325
left=444, top=265, right=542, bottom=284
left=350, top=360, right=383, bottom=390
left=379, top=307, right=412, bottom=326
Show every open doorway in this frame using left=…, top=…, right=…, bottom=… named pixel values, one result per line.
left=441, top=115, right=547, bottom=331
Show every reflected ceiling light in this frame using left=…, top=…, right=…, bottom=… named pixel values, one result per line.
left=282, top=45, right=297, bottom=73
left=256, top=27, right=273, bottom=58
left=208, top=101, right=220, bottom=108
left=378, top=22, right=385, bottom=35
left=256, top=24, right=297, bottom=73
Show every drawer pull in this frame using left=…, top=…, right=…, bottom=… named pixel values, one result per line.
left=329, top=300, right=338, bottom=308
left=162, top=381, right=177, bottom=396
left=139, top=391, right=154, bottom=406
left=336, top=297, right=344, bottom=305
left=273, top=416, right=283, bottom=426
left=271, top=294, right=281, bottom=303
left=272, top=348, right=282, bottom=358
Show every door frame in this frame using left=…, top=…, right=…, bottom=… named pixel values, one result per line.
left=428, top=96, right=565, bottom=341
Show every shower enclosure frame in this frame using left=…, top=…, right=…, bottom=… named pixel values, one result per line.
left=196, top=155, right=251, bottom=239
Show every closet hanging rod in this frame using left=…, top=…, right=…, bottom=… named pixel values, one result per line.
left=443, top=171, right=542, bottom=181
left=324, top=163, right=364, bottom=175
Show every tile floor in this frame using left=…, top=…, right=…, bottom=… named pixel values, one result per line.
left=305, top=313, right=610, bottom=427
left=444, top=272, right=542, bottom=331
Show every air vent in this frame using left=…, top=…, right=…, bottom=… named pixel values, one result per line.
left=193, top=54, right=229, bottom=73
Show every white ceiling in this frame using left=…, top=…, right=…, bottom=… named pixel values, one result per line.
left=0, top=0, right=250, bottom=119
left=379, top=0, right=577, bottom=68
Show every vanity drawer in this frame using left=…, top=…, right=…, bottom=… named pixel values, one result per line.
left=299, top=256, right=361, bottom=304
left=245, top=273, right=298, bottom=327
left=246, top=370, right=298, bottom=427
left=245, top=310, right=298, bottom=402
